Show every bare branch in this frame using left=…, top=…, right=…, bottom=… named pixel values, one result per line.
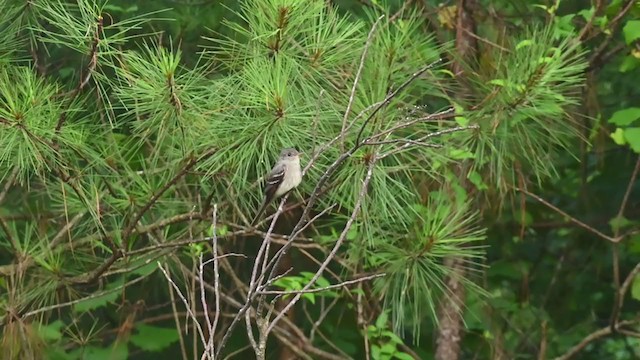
left=518, top=188, right=621, bottom=243
left=158, top=262, right=208, bottom=349
left=259, top=273, right=385, bottom=295
left=341, top=15, right=385, bottom=150
left=23, top=274, right=148, bottom=318
left=553, top=319, right=640, bottom=360
left=267, top=156, right=378, bottom=333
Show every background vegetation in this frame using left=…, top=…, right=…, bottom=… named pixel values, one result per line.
left=0, top=0, right=639, bottom=359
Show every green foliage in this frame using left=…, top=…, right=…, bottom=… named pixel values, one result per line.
left=469, top=27, right=587, bottom=191
left=130, top=324, right=180, bottom=352
left=370, top=191, right=487, bottom=339
left=0, top=0, right=638, bottom=359
left=272, top=272, right=338, bottom=304
left=367, top=311, right=414, bottom=360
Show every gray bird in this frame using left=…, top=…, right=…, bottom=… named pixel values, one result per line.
left=250, top=148, right=302, bottom=226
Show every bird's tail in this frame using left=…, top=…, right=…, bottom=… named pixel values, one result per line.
left=250, top=199, right=269, bottom=227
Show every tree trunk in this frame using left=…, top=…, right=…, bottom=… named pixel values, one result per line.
left=435, top=1, right=478, bottom=359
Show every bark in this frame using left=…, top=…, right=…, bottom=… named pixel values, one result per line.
left=435, top=1, right=478, bottom=359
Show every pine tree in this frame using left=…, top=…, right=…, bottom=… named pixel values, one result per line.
left=0, top=0, right=586, bottom=358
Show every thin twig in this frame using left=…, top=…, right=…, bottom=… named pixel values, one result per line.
left=54, top=15, right=103, bottom=134
left=158, top=262, right=208, bottom=348
left=553, top=319, right=640, bottom=360
left=577, top=0, right=604, bottom=40
left=376, top=124, right=478, bottom=159
left=0, top=167, right=19, bottom=205
left=23, top=274, right=148, bottom=318
left=518, top=188, right=620, bottom=243
left=259, top=273, right=385, bottom=295
left=354, top=59, right=443, bottom=145
left=267, top=157, right=377, bottom=333
left=122, top=149, right=217, bottom=242
left=341, top=15, right=385, bottom=150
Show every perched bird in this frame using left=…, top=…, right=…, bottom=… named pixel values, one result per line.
left=250, top=148, right=302, bottom=226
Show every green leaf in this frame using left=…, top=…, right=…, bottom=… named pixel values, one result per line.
left=453, top=101, right=469, bottom=126
left=47, top=347, right=78, bottom=360
left=619, top=55, right=640, bottom=73
left=74, top=277, right=125, bottom=312
left=449, top=148, right=475, bottom=160
left=346, top=226, right=358, bottom=241
left=375, top=311, right=389, bottom=329
left=578, top=7, right=594, bottom=21
left=632, top=275, right=640, bottom=301
left=394, top=353, right=414, bottom=360
left=467, top=171, right=488, bottom=191
left=624, top=128, right=640, bottom=152
left=371, top=345, right=382, bottom=360
left=381, top=342, right=396, bottom=354
left=302, top=292, right=316, bottom=304
left=315, top=276, right=331, bottom=288
left=623, top=20, right=640, bottom=45
left=382, top=330, right=404, bottom=345
left=608, top=108, right=640, bottom=126
left=130, top=324, right=179, bottom=352
left=36, top=320, right=64, bottom=341
left=611, top=128, right=627, bottom=145
left=132, top=261, right=157, bottom=277
left=628, top=234, right=640, bottom=255
left=609, top=216, right=632, bottom=233
left=516, top=39, right=533, bottom=50
left=80, top=344, right=128, bottom=360
left=488, top=79, right=506, bottom=86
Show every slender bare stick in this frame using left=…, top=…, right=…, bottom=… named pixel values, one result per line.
left=341, top=15, right=385, bottom=150
left=158, top=262, right=208, bottom=348
left=259, top=273, right=385, bottom=295
left=210, top=204, right=221, bottom=350
left=518, top=188, right=620, bottom=243
left=267, top=157, right=377, bottom=333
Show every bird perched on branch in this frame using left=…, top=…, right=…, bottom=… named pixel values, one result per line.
left=250, top=148, right=302, bottom=226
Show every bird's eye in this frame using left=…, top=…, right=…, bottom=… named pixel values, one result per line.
left=288, top=152, right=292, bottom=156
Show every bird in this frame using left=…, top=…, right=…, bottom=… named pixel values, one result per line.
left=250, top=147, right=302, bottom=226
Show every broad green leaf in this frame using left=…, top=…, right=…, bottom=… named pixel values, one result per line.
left=371, top=345, right=382, bottom=360
left=47, top=347, right=78, bottom=360
left=467, top=171, right=488, bottom=191
left=302, top=292, right=316, bottom=304
left=381, top=342, right=396, bottom=354
left=449, top=148, right=475, bottom=160
left=74, top=277, right=125, bottom=313
left=36, top=320, right=64, bottom=341
left=394, top=353, right=414, bottom=360
left=578, top=8, right=594, bottom=21
left=608, top=108, right=640, bottom=126
left=132, top=261, right=158, bottom=277
left=628, top=234, right=640, bottom=255
left=346, top=226, right=358, bottom=241
left=80, top=344, right=128, bottom=360
left=611, top=128, right=626, bottom=145
left=130, top=324, right=179, bottom=352
left=619, top=55, right=640, bottom=73
left=382, top=330, right=404, bottom=345
left=624, top=128, right=640, bottom=152
left=376, top=311, right=389, bottom=329
left=609, top=216, right=632, bottom=233
left=453, top=101, right=468, bottom=126
left=623, top=20, right=640, bottom=45
left=315, top=276, right=330, bottom=288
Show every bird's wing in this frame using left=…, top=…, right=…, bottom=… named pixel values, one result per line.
left=264, top=162, right=286, bottom=202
